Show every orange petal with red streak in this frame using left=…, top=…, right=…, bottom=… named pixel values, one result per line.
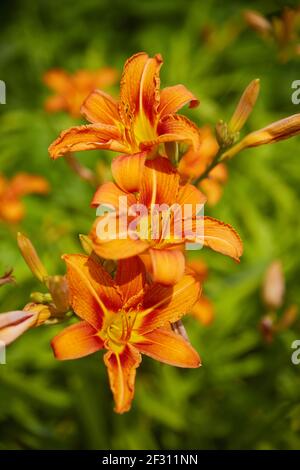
left=48, top=124, right=126, bottom=159
left=135, top=328, right=201, bottom=368
left=51, top=321, right=103, bottom=360
left=203, top=216, right=243, bottom=262
left=111, top=153, right=146, bottom=193
left=115, top=257, right=146, bottom=305
left=149, top=248, right=185, bottom=285
left=159, top=84, right=199, bottom=117
left=91, top=181, right=136, bottom=209
left=81, top=89, right=120, bottom=125
left=138, top=272, right=201, bottom=334
left=139, top=156, right=180, bottom=206
left=104, top=344, right=141, bottom=414
left=119, top=52, right=163, bottom=125
left=63, top=254, right=122, bottom=329
left=143, top=114, right=200, bottom=150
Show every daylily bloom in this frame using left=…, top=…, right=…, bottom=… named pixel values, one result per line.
left=48, top=52, right=200, bottom=160
left=178, top=126, right=228, bottom=205
left=51, top=254, right=201, bottom=413
left=44, top=67, right=118, bottom=118
left=0, top=173, right=49, bottom=223
left=90, top=156, right=242, bottom=285
left=0, top=303, right=52, bottom=346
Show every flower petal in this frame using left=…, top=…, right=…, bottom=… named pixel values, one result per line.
left=200, top=179, right=223, bottom=206
left=9, top=173, right=50, bottom=197
left=158, top=84, right=199, bottom=117
left=48, top=124, right=126, bottom=159
left=202, top=216, right=243, bottom=262
left=111, top=152, right=146, bottom=193
left=137, top=272, right=201, bottom=334
left=92, top=236, right=149, bottom=260
left=63, top=254, right=122, bottom=329
left=149, top=248, right=185, bottom=285
left=0, top=199, right=24, bottom=223
left=176, top=183, right=207, bottom=209
left=44, top=95, right=66, bottom=113
left=178, top=126, right=219, bottom=179
left=119, top=52, right=163, bottom=126
left=143, top=114, right=200, bottom=150
left=135, top=328, right=200, bottom=368
left=115, top=257, right=147, bottom=306
left=104, top=344, right=141, bottom=414
left=191, top=296, right=214, bottom=325
left=51, top=321, right=103, bottom=360
left=139, top=156, right=180, bottom=206
left=91, top=181, right=136, bottom=209
left=81, top=89, right=120, bottom=125
left=43, top=69, right=70, bottom=93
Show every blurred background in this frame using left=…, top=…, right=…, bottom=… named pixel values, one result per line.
left=1, top=0, right=300, bottom=450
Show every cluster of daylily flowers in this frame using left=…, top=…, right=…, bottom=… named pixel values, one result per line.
left=1, top=52, right=300, bottom=413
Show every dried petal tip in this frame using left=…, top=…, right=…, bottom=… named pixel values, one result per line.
left=0, top=269, right=15, bottom=287
left=17, top=232, right=48, bottom=283
left=229, top=79, right=260, bottom=133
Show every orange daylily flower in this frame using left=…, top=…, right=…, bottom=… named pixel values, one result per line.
left=90, top=156, right=242, bottom=285
left=178, top=126, right=228, bottom=206
left=44, top=67, right=118, bottom=118
left=51, top=254, right=201, bottom=413
left=48, top=52, right=200, bottom=159
left=0, top=173, right=49, bottom=223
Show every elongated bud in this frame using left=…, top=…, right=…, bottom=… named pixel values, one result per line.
left=228, top=79, right=260, bottom=133
left=221, top=114, right=300, bottom=160
left=17, top=233, right=48, bottom=283
left=243, top=10, right=272, bottom=35
left=46, top=275, right=69, bottom=314
left=262, top=261, right=285, bottom=310
left=79, top=234, right=94, bottom=255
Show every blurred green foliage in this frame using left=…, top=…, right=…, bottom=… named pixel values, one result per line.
left=1, top=0, right=300, bottom=450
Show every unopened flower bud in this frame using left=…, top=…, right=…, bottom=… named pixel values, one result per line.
left=228, top=79, right=260, bottom=134
left=46, top=275, right=70, bottom=314
left=17, top=233, right=48, bottom=283
left=221, top=114, right=300, bottom=160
